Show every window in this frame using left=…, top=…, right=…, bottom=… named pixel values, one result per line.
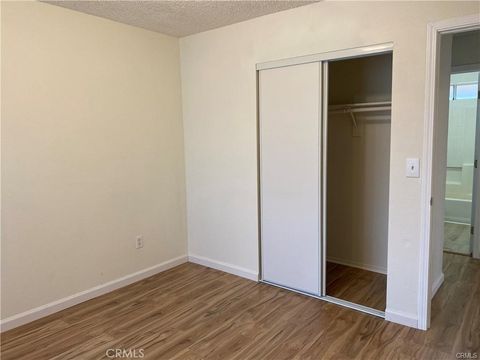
left=456, top=83, right=478, bottom=99
left=450, top=83, right=478, bottom=100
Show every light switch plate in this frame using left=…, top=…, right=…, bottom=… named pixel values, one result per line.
left=406, top=158, right=420, bottom=178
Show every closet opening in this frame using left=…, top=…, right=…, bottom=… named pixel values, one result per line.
left=324, top=53, right=393, bottom=313
left=257, top=43, right=393, bottom=318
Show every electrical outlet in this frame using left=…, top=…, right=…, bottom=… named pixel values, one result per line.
left=135, top=235, right=144, bottom=249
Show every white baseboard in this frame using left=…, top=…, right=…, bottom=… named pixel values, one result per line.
left=188, top=254, right=258, bottom=282
left=431, top=272, right=445, bottom=298
left=0, top=255, right=188, bottom=332
left=385, top=308, right=418, bottom=328
left=327, top=256, right=387, bottom=275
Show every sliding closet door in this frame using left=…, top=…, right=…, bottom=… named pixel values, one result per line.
left=259, top=62, right=321, bottom=295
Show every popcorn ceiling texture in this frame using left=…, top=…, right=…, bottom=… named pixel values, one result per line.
left=45, top=1, right=317, bottom=37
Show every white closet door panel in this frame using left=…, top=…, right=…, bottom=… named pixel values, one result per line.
left=259, top=62, right=321, bottom=295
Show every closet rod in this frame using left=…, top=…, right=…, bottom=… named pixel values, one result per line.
left=329, top=106, right=391, bottom=114
left=328, top=101, right=391, bottom=114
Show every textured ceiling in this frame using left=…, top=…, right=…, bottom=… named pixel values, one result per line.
left=44, top=1, right=318, bottom=37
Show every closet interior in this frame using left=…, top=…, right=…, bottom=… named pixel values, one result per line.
left=258, top=46, right=393, bottom=316
left=326, top=54, right=392, bottom=311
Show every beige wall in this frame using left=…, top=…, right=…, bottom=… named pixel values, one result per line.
left=1, top=2, right=187, bottom=319
left=180, top=2, right=479, bottom=325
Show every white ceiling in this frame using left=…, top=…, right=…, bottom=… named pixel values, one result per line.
left=45, top=1, right=318, bottom=37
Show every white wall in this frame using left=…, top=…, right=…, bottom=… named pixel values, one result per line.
left=1, top=2, right=187, bottom=320
left=327, top=112, right=391, bottom=274
left=180, top=1, right=479, bottom=327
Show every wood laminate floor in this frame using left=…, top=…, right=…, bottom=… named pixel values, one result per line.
left=326, top=262, right=386, bottom=311
left=444, top=222, right=471, bottom=255
left=1, top=253, right=479, bottom=359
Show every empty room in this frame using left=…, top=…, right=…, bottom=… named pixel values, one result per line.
left=1, top=1, right=479, bottom=359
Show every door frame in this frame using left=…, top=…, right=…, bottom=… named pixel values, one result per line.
left=419, top=14, right=480, bottom=330
left=256, top=42, right=393, bottom=319
left=256, top=42, right=393, bottom=71
left=474, top=76, right=480, bottom=259
left=468, top=71, right=480, bottom=259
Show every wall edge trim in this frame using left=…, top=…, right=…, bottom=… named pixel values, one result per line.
left=188, top=254, right=259, bottom=281
left=431, top=272, right=445, bottom=298
left=326, top=256, right=387, bottom=275
left=385, top=308, right=418, bottom=328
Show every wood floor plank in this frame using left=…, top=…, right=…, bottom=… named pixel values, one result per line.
left=326, top=262, right=387, bottom=311
left=110, top=282, right=263, bottom=359
left=49, top=335, right=115, bottom=360
left=169, top=288, right=295, bottom=360
left=356, top=320, right=408, bottom=359
left=233, top=297, right=331, bottom=360
left=83, top=273, right=256, bottom=359
left=452, top=264, right=480, bottom=355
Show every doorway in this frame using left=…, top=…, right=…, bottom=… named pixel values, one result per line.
left=444, top=71, right=480, bottom=256
left=422, top=20, right=480, bottom=330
